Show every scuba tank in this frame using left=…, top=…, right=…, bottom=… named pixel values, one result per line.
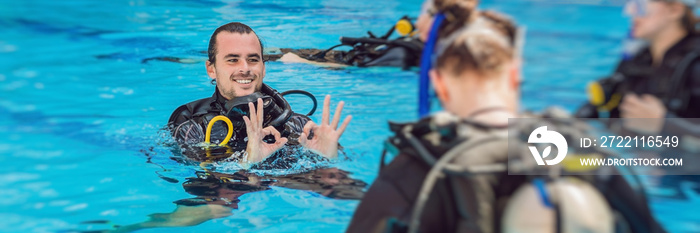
left=585, top=0, right=700, bottom=117
left=395, top=16, right=417, bottom=37
left=501, top=178, right=615, bottom=233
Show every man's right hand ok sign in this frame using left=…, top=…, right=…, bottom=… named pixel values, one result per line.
left=243, top=98, right=288, bottom=164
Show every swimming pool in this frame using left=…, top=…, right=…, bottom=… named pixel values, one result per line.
left=1, top=0, right=698, bottom=232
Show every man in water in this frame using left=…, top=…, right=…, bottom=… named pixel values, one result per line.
left=168, top=22, right=352, bottom=165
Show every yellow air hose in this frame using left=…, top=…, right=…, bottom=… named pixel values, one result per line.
left=204, top=115, right=234, bottom=147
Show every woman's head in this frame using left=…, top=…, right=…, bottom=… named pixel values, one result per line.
left=416, top=0, right=482, bottom=41
left=433, top=10, right=517, bottom=78
left=427, top=0, right=522, bottom=116
left=627, top=0, right=698, bottom=40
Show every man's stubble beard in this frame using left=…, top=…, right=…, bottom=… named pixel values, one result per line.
left=219, top=74, right=262, bottom=100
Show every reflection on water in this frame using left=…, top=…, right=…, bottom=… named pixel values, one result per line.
left=181, top=168, right=366, bottom=204
left=73, top=167, right=366, bottom=233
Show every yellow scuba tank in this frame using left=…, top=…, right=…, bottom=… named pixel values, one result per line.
left=395, top=17, right=416, bottom=37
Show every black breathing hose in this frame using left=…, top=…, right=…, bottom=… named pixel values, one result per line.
left=281, top=90, right=318, bottom=116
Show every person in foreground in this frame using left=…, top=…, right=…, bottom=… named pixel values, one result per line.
left=347, top=0, right=667, bottom=232
left=168, top=22, right=352, bottom=166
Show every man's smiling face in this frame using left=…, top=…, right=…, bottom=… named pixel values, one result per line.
left=206, top=31, right=265, bottom=100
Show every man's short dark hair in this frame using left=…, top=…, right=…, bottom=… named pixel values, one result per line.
left=207, top=22, right=264, bottom=64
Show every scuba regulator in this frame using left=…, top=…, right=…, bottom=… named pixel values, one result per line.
left=202, top=84, right=318, bottom=148
left=225, top=84, right=293, bottom=134
left=586, top=73, right=625, bottom=113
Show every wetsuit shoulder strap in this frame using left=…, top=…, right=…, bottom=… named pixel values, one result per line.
left=168, top=95, right=219, bottom=127
left=408, top=131, right=509, bottom=233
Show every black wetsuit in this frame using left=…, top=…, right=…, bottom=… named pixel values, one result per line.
left=167, top=87, right=366, bottom=211
left=577, top=34, right=700, bottom=121
left=576, top=34, right=700, bottom=193
left=347, top=113, right=667, bottom=233
left=168, top=86, right=312, bottom=166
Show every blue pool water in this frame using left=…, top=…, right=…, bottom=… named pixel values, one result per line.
left=1, top=0, right=699, bottom=232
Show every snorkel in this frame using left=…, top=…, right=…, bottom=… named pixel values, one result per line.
left=418, top=13, right=446, bottom=117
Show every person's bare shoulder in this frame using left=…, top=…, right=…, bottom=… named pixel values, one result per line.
left=279, top=52, right=348, bottom=68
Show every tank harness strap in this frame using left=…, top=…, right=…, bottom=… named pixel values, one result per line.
left=407, top=135, right=506, bottom=233
left=533, top=178, right=563, bottom=233
left=448, top=136, right=510, bottom=233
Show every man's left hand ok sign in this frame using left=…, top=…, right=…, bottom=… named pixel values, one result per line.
left=300, top=95, right=352, bottom=159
